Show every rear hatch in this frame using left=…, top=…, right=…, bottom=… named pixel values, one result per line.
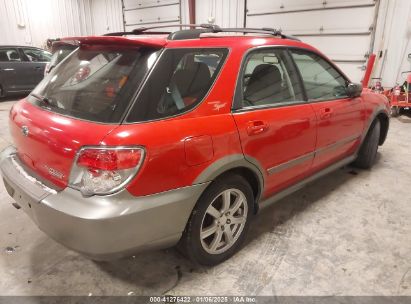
left=9, top=38, right=163, bottom=188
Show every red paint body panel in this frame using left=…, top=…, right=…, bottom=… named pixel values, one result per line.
left=9, top=101, right=116, bottom=188
left=8, top=34, right=389, bottom=200
left=103, top=115, right=241, bottom=196
left=310, top=97, right=365, bottom=171
left=233, top=104, right=317, bottom=198
left=184, top=135, right=214, bottom=166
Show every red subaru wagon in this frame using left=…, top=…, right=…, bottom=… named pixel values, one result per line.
left=0, top=25, right=389, bottom=265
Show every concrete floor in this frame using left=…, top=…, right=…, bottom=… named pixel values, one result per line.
left=0, top=97, right=410, bottom=296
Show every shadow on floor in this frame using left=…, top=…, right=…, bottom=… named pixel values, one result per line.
left=85, top=162, right=370, bottom=292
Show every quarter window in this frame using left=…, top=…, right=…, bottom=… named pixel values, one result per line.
left=290, top=50, right=348, bottom=101
left=127, top=48, right=228, bottom=122
left=240, top=49, right=304, bottom=108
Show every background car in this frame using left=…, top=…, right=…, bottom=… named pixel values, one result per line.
left=0, top=46, right=51, bottom=98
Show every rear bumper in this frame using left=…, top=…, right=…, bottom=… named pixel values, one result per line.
left=0, top=146, right=208, bottom=260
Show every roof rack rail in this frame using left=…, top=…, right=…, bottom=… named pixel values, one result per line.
left=103, top=24, right=216, bottom=37
left=104, top=24, right=301, bottom=42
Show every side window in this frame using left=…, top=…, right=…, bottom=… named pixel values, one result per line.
left=127, top=48, right=228, bottom=122
left=290, top=50, right=348, bottom=101
left=22, top=48, right=51, bottom=62
left=0, top=48, right=21, bottom=62
left=241, top=49, right=304, bottom=108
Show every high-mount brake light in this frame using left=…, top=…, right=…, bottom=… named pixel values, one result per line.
left=69, top=147, right=145, bottom=196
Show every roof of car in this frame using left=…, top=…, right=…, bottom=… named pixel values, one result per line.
left=59, top=34, right=317, bottom=54
left=59, top=24, right=318, bottom=52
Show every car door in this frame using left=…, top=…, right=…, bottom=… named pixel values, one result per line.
left=289, top=49, right=365, bottom=171
left=0, top=47, right=29, bottom=93
left=232, top=48, right=317, bottom=198
left=19, top=47, right=51, bottom=88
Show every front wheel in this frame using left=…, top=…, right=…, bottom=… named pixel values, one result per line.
left=354, top=119, right=381, bottom=169
left=179, top=175, right=254, bottom=266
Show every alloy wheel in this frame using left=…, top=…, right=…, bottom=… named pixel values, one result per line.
left=200, top=188, right=248, bottom=254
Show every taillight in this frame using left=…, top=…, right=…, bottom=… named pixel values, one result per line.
left=69, top=146, right=145, bottom=196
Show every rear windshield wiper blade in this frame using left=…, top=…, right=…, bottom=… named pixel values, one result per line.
left=30, top=93, right=51, bottom=105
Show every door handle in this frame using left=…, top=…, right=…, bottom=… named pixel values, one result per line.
left=34, top=66, right=42, bottom=70
left=246, top=120, right=269, bottom=136
left=319, top=107, right=333, bottom=119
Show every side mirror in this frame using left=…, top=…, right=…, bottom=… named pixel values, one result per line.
left=346, top=83, right=362, bottom=98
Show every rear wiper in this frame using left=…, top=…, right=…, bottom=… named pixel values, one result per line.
left=30, top=93, right=51, bottom=105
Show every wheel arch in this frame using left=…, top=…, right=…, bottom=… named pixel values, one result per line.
left=376, top=112, right=389, bottom=145
left=361, top=107, right=389, bottom=148
left=193, top=154, right=264, bottom=213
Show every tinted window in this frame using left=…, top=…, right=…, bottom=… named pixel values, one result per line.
left=127, top=48, right=228, bottom=122
left=22, top=48, right=51, bottom=62
left=241, top=49, right=304, bottom=107
left=0, top=48, right=21, bottom=62
left=28, top=46, right=160, bottom=123
left=50, top=46, right=78, bottom=67
left=291, top=50, right=348, bottom=101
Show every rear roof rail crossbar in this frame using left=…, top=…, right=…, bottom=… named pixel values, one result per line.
left=104, top=24, right=301, bottom=41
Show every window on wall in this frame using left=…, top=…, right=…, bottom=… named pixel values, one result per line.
left=240, top=48, right=304, bottom=108
left=21, top=48, right=51, bottom=62
left=0, top=49, right=21, bottom=62
left=290, top=50, right=348, bottom=101
left=127, top=48, right=228, bottom=122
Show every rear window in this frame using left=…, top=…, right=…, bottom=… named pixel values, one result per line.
left=28, top=45, right=160, bottom=123
left=49, top=46, right=78, bottom=67
left=126, top=48, right=228, bottom=122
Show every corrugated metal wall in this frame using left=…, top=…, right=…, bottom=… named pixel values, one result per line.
left=0, top=0, right=123, bottom=48
left=122, top=0, right=190, bottom=32
left=372, top=0, right=411, bottom=87
left=91, top=0, right=123, bottom=35
left=196, top=0, right=245, bottom=28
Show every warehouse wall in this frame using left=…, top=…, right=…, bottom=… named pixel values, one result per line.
left=0, top=0, right=123, bottom=48
left=373, top=0, right=411, bottom=87
left=196, top=0, right=245, bottom=28
left=91, top=0, right=123, bottom=35
left=122, top=0, right=190, bottom=31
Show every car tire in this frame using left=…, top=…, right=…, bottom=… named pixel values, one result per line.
left=179, top=174, right=254, bottom=266
left=354, top=119, right=381, bottom=169
left=391, top=106, right=400, bottom=117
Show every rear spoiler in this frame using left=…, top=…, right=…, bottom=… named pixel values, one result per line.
left=58, top=36, right=167, bottom=48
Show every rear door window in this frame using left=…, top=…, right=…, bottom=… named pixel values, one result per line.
left=126, top=48, right=228, bottom=122
left=21, top=48, right=51, bottom=62
left=28, top=46, right=160, bottom=123
left=0, top=48, right=21, bottom=62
